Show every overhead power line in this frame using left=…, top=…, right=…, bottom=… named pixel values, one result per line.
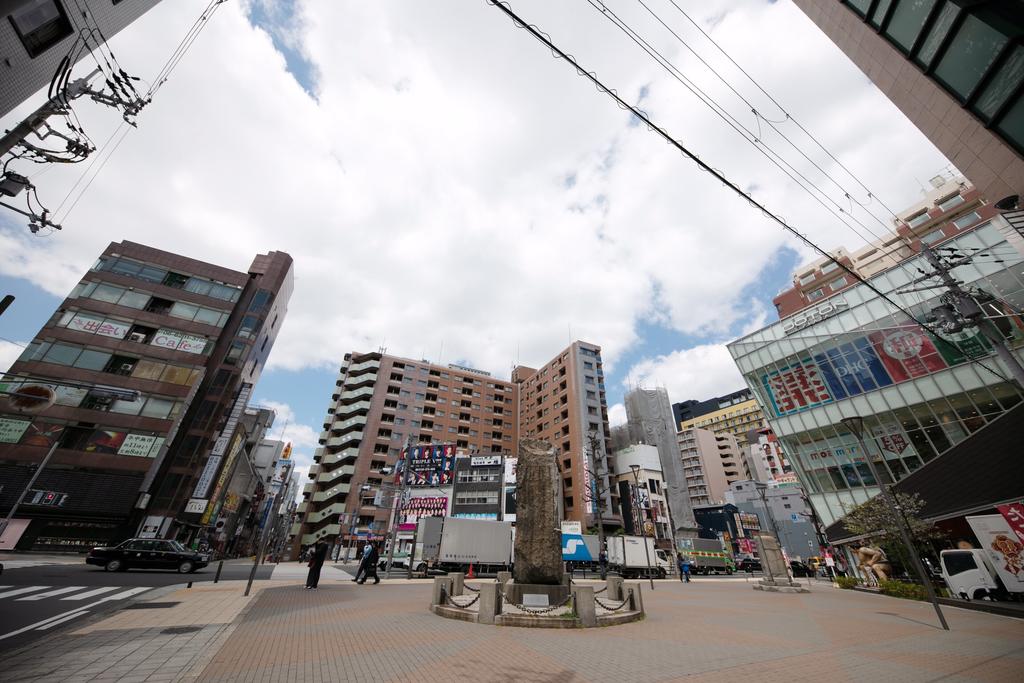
left=484, top=0, right=1014, bottom=387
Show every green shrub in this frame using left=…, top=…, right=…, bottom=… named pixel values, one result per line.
left=878, top=579, right=928, bottom=601
left=835, top=576, right=860, bottom=589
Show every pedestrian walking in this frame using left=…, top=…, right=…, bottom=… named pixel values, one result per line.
left=677, top=553, right=691, bottom=583
left=351, top=542, right=373, bottom=583
left=598, top=547, right=608, bottom=580
left=357, top=542, right=380, bottom=585
left=305, top=539, right=329, bottom=589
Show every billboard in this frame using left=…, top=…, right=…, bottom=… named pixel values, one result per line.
left=761, top=357, right=834, bottom=416
left=503, top=457, right=517, bottom=522
left=402, top=444, right=456, bottom=486
left=966, top=514, right=1024, bottom=592
left=398, top=496, right=448, bottom=531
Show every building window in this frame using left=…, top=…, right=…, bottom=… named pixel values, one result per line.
left=933, top=12, right=1010, bottom=101
left=920, top=229, right=945, bottom=245
left=952, top=212, right=982, bottom=229
left=9, top=1, right=73, bottom=58
left=975, top=45, right=1024, bottom=120
left=907, top=212, right=930, bottom=228
left=916, top=1, right=960, bottom=67
left=798, top=273, right=815, bottom=286
left=937, top=194, right=965, bottom=212
left=883, top=0, right=936, bottom=52
left=806, top=288, right=824, bottom=301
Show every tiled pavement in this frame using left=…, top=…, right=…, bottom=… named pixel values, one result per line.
left=4, top=577, right=1023, bottom=682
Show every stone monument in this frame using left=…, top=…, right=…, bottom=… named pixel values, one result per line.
left=752, top=533, right=809, bottom=593
left=507, top=439, right=568, bottom=604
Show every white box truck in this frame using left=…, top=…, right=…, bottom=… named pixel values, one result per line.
left=939, top=514, right=1024, bottom=601
left=411, top=517, right=514, bottom=574
left=607, top=535, right=671, bottom=579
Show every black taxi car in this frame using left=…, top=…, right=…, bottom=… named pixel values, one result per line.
left=86, top=538, right=209, bottom=573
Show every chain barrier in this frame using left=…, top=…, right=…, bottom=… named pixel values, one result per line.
left=464, top=584, right=480, bottom=593
left=444, top=592, right=481, bottom=609
left=594, top=592, right=631, bottom=612
left=507, top=593, right=573, bottom=615
left=593, top=586, right=608, bottom=594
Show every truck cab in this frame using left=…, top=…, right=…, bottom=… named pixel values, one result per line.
left=940, top=549, right=1005, bottom=601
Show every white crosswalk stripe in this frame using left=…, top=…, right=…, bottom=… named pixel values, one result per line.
left=16, top=586, right=86, bottom=601
left=102, top=587, right=151, bottom=601
left=60, top=586, right=120, bottom=601
left=0, top=586, right=50, bottom=599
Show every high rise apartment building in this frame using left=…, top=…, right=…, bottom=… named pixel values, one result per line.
left=1, top=0, right=162, bottom=117
left=792, top=1, right=1024, bottom=205
left=297, top=352, right=518, bottom=550
left=1, top=241, right=292, bottom=550
left=513, top=341, right=618, bottom=530
left=676, top=391, right=768, bottom=449
left=676, top=428, right=750, bottom=506
left=773, top=176, right=998, bottom=317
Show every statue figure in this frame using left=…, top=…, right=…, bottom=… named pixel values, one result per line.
left=854, top=545, right=892, bottom=583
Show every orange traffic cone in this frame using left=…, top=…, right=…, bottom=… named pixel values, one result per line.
left=467, top=563, right=475, bottom=579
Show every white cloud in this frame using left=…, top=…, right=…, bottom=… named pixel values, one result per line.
left=624, top=343, right=746, bottom=406
left=608, top=402, right=626, bottom=427
left=0, top=341, right=26, bottom=375
left=0, top=0, right=951, bottom=386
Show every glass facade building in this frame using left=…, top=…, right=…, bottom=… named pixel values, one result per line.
left=728, top=219, right=1024, bottom=527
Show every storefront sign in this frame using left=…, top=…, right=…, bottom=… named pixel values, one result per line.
left=471, top=455, right=501, bottom=467
left=762, top=358, right=834, bottom=416
left=151, top=329, right=208, bottom=355
left=561, top=521, right=582, bottom=535
left=118, top=434, right=158, bottom=458
left=782, top=298, right=848, bottom=335
left=0, top=417, right=31, bottom=443
left=67, top=312, right=130, bottom=339
left=193, top=456, right=222, bottom=499
left=185, top=499, right=207, bottom=514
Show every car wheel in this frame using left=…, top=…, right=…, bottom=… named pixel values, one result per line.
left=416, top=563, right=427, bottom=573
left=177, top=560, right=195, bottom=574
left=726, top=568, right=733, bottom=575
left=104, top=559, right=125, bottom=572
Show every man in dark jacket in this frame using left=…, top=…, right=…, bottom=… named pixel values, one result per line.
left=305, top=540, right=329, bottom=589
left=357, top=542, right=380, bottom=585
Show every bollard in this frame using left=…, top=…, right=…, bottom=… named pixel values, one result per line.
left=431, top=576, right=453, bottom=608
left=622, top=581, right=644, bottom=613
left=213, top=560, right=224, bottom=584
left=496, top=570, right=512, bottom=585
left=449, top=572, right=465, bottom=596
left=478, top=582, right=501, bottom=625
left=187, top=582, right=193, bottom=589
left=571, top=585, right=596, bottom=627
left=606, top=575, right=624, bottom=601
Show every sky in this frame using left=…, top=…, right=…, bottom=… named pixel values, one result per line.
left=0, top=0, right=952, bottom=484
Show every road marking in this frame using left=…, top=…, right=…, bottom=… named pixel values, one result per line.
left=35, top=610, right=88, bottom=630
left=103, top=587, right=151, bottom=601
left=0, top=588, right=153, bottom=641
left=16, top=586, right=86, bottom=601
left=0, top=586, right=50, bottom=599
left=60, top=586, right=120, bottom=600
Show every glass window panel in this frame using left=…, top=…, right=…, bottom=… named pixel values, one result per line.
left=920, top=229, right=945, bottom=244
left=848, top=0, right=872, bottom=17
left=869, top=0, right=892, bottom=27
left=90, top=283, right=124, bottom=303
left=109, top=259, right=142, bottom=276
left=184, top=278, right=212, bottom=296
left=193, top=306, right=222, bottom=326
left=169, top=302, right=199, bottom=321
left=137, top=266, right=167, bottom=283
left=72, top=349, right=111, bottom=371
left=117, top=290, right=150, bottom=309
left=159, top=365, right=193, bottom=385
left=934, top=13, right=1009, bottom=99
left=69, top=281, right=97, bottom=299
left=976, top=46, right=1024, bottom=119
left=42, top=342, right=81, bottom=365
left=109, top=398, right=143, bottom=415
left=141, top=397, right=175, bottom=419
left=132, top=359, right=165, bottom=380
left=953, top=211, right=982, bottom=229
left=995, top=94, right=1024, bottom=151
left=884, top=0, right=936, bottom=51
left=917, top=2, right=960, bottom=66
left=937, top=193, right=965, bottom=211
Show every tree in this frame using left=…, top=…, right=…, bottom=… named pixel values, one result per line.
left=842, top=492, right=945, bottom=571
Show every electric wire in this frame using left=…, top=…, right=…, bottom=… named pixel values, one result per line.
left=585, top=0, right=914, bottom=273
left=485, top=0, right=1014, bottom=386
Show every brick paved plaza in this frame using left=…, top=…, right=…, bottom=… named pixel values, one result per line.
left=5, top=577, right=1023, bottom=682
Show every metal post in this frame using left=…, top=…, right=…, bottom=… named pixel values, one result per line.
left=588, top=429, right=607, bottom=579
left=630, top=465, right=655, bottom=590
left=0, top=70, right=99, bottom=158
left=246, top=490, right=280, bottom=597
left=841, top=417, right=949, bottom=631
left=385, top=442, right=413, bottom=579
left=0, top=440, right=60, bottom=538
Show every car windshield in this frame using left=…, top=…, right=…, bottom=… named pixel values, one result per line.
left=168, top=540, right=189, bottom=553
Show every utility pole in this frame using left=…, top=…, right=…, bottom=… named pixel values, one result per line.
left=384, top=439, right=414, bottom=579
left=919, top=246, right=1024, bottom=389
left=0, top=69, right=98, bottom=158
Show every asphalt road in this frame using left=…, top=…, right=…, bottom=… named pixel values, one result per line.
left=0, top=559, right=274, bottom=653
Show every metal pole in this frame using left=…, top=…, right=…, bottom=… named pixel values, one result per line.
left=246, top=490, right=280, bottom=597
left=0, top=439, right=60, bottom=538
left=385, top=443, right=412, bottom=579
left=0, top=70, right=99, bottom=158
left=842, top=419, right=949, bottom=631
left=631, top=466, right=655, bottom=590
left=588, top=430, right=607, bottom=579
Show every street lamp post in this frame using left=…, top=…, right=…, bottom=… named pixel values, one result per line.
left=840, top=416, right=949, bottom=631
left=629, top=464, right=656, bottom=590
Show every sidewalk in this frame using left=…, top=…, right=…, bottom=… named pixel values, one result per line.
left=3, top=577, right=1022, bottom=681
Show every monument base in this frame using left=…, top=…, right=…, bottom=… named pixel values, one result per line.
left=505, top=583, right=571, bottom=606
left=752, top=579, right=810, bottom=594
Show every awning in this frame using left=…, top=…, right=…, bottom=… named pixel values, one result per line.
left=825, top=401, right=1024, bottom=543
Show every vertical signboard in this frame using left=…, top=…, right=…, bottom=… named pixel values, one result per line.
left=503, top=457, right=517, bottom=523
